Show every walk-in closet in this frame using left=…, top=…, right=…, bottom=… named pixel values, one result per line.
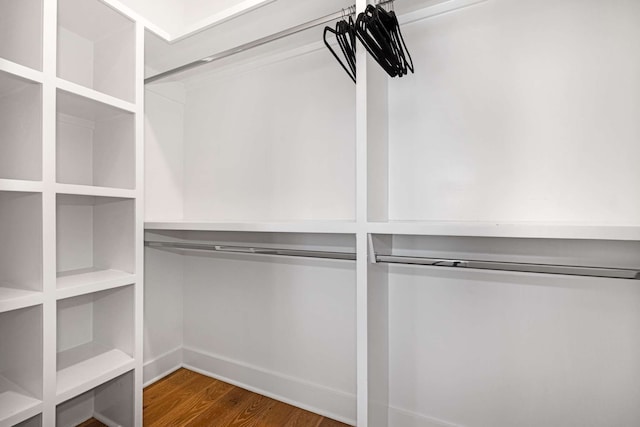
left=1, top=0, right=640, bottom=426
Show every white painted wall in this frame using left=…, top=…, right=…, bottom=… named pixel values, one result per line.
left=142, top=244, right=184, bottom=383
left=182, top=48, right=356, bottom=221
left=182, top=251, right=357, bottom=422
left=388, top=0, right=640, bottom=223
left=144, top=84, right=185, bottom=221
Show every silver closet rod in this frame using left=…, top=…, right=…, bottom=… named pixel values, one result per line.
left=145, top=0, right=394, bottom=84
left=375, top=255, right=640, bottom=280
left=145, top=241, right=356, bottom=261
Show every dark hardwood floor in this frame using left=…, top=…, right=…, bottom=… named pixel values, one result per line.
left=78, top=368, right=351, bottom=426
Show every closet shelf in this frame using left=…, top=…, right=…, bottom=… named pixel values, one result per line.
left=56, top=78, right=136, bottom=113
left=55, top=183, right=136, bottom=199
left=0, top=286, right=43, bottom=314
left=144, top=220, right=357, bottom=234
left=0, top=58, right=43, bottom=84
left=56, top=269, right=136, bottom=300
left=0, top=179, right=42, bottom=193
left=0, top=375, right=42, bottom=427
left=56, top=343, right=134, bottom=404
left=368, top=221, right=640, bottom=241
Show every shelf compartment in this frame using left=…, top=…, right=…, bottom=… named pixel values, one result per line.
left=56, top=89, right=135, bottom=190
left=0, top=70, right=42, bottom=182
left=57, top=0, right=135, bottom=102
left=56, top=370, right=133, bottom=427
left=0, top=0, right=42, bottom=71
left=0, top=306, right=43, bottom=426
left=56, top=286, right=134, bottom=403
left=56, top=194, right=134, bottom=282
left=0, top=191, right=42, bottom=314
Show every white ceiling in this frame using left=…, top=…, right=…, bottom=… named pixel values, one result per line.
left=134, top=0, right=446, bottom=81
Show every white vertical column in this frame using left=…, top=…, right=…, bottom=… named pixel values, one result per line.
left=133, top=21, right=145, bottom=427
left=355, top=0, right=370, bottom=426
left=357, top=1, right=391, bottom=425
left=41, top=0, right=57, bottom=425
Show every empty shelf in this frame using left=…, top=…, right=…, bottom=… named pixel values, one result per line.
left=56, top=343, right=134, bottom=403
left=0, top=285, right=42, bottom=313
left=0, top=375, right=42, bottom=426
left=56, top=268, right=135, bottom=299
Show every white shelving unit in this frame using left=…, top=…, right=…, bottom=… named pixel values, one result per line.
left=56, top=89, right=135, bottom=190
left=0, top=70, right=42, bottom=182
left=0, top=306, right=43, bottom=427
left=0, top=191, right=43, bottom=314
left=57, top=0, right=135, bottom=102
left=1, top=0, right=144, bottom=424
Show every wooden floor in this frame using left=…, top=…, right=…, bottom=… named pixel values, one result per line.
left=79, top=368, right=351, bottom=426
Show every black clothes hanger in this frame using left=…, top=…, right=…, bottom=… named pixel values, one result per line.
left=355, top=5, right=401, bottom=77
left=375, top=4, right=414, bottom=74
left=324, top=11, right=357, bottom=83
left=324, top=1, right=414, bottom=81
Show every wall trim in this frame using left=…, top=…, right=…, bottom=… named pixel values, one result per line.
left=143, top=346, right=183, bottom=387
left=182, top=346, right=357, bottom=425
left=388, top=406, right=464, bottom=427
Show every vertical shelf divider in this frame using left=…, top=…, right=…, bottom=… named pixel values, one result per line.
left=42, top=0, right=58, bottom=425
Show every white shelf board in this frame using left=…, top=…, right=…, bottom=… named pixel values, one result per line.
left=56, top=343, right=134, bottom=404
left=368, top=221, right=640, bottom=241
left=0, top=375, right=42, bottom=427
left=144, top=220, right=358, bottom=234
left=0, top=285, right=42, bottom=314
left=55, top=183, right=136, bottom=199
left=0, top=179, right=42, bottom=193
left=56, top=78, right=136, bottom=113
left=0, top=58, right=43, bottom=85
left=56, top=268, right=136, bottom=300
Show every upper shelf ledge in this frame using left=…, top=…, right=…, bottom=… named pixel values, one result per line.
left=145, top=220, right=357, bottom=234
left=368, top=221, right=640, bottom=241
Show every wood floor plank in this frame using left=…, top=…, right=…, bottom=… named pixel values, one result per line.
left=152, top=377, right=235, bottom=426
left=184, top=384, right=257, bottom=426
left=282, top=407, right=324, bottom=427
left=144, top=370, right=221, bottom=425
left=253, top=400, right=297, bottom=426
left=140, top=368, right=352, bottom=427
left=318, top=417, right=352, bottom=427
left=226, top=393, right=274, bottom=427
left=76, top=419, right=105, bottom=427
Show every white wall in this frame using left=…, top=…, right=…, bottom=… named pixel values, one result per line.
left=182, top=48, right=356, bottom=221
left=389, top=0, right=640, bottom=222
left=388, top=266, right=640, bottom=427
left=182, top=251, right=357, bottom=422
left=144, top=84, right=185, bottom=220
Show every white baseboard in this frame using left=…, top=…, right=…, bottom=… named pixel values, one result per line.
left=388, top=406, right=464, bottom=427
left=143, top=346, right=183, bottom=387
left=182, top=346, right=356, bottom=426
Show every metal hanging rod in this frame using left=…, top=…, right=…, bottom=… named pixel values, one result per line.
left=145, top=241, right=356, bottom=261
left=374, top=255, right=640, bottom=280
left=145, top=0, right=394, bottom=84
